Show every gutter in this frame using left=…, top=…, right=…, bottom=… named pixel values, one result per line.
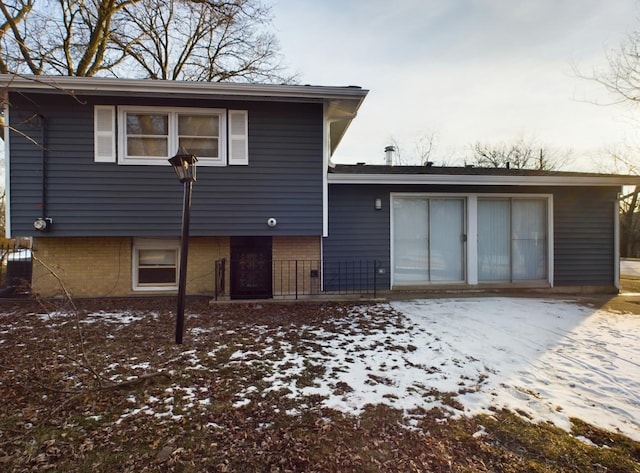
left=327, top=173, right=640, bottom=187
left=3, top=100, right=9, bottom=238
left=0, top=74, right=369, bottom=102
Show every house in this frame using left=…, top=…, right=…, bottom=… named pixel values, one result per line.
left=2, top=74, right=639, bottom=298
left=325, top=164, right=640, bottom=293
left=1, top=75, right=367, bottom=299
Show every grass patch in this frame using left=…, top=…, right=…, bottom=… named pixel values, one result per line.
left=474, top=410, right=640, bottom=472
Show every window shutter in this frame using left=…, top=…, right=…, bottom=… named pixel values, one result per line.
left=94, top=105, right=116, bottom=163
left=228, top=110, right=248, bottom=165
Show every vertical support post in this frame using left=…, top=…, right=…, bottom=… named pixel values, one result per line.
left=175, top=180, right=193, bottom=345
left=614, top=195, right=621, bottom=291
left=295, top=260, right=299, bottom=300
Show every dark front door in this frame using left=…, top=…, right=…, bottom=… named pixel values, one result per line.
left=230, top=236, right=272, bottom=299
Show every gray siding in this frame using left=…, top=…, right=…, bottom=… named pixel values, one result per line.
left=325, top=184, right=619, bottom=288
left=553, top=187, right=616, bottom=286
left=324, top=185, right=392, bottom=290
left=8, top=93, right=324, bottom=237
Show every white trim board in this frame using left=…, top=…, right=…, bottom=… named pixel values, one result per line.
left=328, top=173, right=640, bottom=187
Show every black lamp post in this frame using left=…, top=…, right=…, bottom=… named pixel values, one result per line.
left=168, top=147, right=198, bottom=345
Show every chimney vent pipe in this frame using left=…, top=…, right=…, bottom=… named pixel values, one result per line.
left=384, top=146, right=396, bottom=166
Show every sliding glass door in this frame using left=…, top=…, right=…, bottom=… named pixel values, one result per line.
left=477, top=198, right=547, bottom=282
left=393, top=197, right=465, bottom=284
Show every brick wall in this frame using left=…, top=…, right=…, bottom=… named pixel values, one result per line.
left=31, top=235, right=318, bottom=298
left=271, top=236, right=321, bottom=296
left=185, top=237, right=230, bottom=296
left=32, top=237, right=132, bottom=298
left=32, top=236, right=230, bottom=298
left=272, top=236, right=321, bottom=262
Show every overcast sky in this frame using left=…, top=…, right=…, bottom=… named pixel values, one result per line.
left=272, top=0, right=640, bottom=170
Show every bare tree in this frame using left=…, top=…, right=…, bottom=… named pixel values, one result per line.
left=597, top=145, right=640, bottom=257
left=0, top=190, right=6, bottom=241
left=0, top=0, right=134, bottom=76
left=389, top=131, right=440, bottom=166
left=471, top=137, right=573, bottom=171
left=588, top=31, right=640, bottom=104
left=0, top=0, right=293, bottom=82
left=0, top=0, right=36, bottom=74
left=583, top=30, right=640, bottom=256
left=112, top=0, right=292, bottom=82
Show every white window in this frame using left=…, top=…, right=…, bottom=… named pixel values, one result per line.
left=118, top=106, right=226, bottom=166
left=132, top=239, right=180, bottom=291
left=94, top=106, right=249, bottom=165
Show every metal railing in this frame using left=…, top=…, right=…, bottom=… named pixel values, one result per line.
left=214, top=259, right=386, bottom=300
left=214, top=258, right=226, bottom=301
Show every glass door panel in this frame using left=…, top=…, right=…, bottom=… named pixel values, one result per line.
left=430, top=199, right=465, bottom=281
left=512, top=199, right=547, bottom=280
left=393, top=198, right=429, bottom=284
left=393, top=197, right=465, bottom=284
left=478, top=199, right=510, bottom=281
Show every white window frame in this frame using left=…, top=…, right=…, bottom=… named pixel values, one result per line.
left=132, top=238, right=180, bottom=291
left=118, top=106, right=227, bottom=166
left=390, top=192, right=553, bottom=288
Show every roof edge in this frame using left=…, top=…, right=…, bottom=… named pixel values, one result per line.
left=327, top=172, right=640, bottom=187
left=0, top=74, right=369, bottom=101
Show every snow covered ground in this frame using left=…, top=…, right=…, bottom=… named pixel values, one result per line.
left=621, top=258, right=640, bottom=277
left=256, top=297, right=640, bottom=441
left=42, top=296, right=638, bottom=442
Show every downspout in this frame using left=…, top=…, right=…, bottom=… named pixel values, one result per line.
left=322, top=104, right=329, bottom=294
left=31, top=113, right=52, bottom=233
left=39, top=114, right=47, bottom=219
left=3, top=100, right=10, bottom=238
left=614, top=191, right=621, bottom=292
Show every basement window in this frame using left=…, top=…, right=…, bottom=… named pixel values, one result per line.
left=133, top=239, right=179, bottom=291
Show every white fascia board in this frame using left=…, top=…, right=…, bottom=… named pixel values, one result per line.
left=327, top=173, right=640, bottom=187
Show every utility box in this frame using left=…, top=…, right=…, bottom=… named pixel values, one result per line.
left=6, top=249, right=32, bottom=291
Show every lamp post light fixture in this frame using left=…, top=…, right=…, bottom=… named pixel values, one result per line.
left=168, top=147, right=198, bottom=345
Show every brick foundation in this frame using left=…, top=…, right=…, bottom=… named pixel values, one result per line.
left=272, top=236, right=321, bottom=296
left=32, top=237, right=132, bottom=298
left=32, top=236, right=230, bottom=298
left=31, top=235, right=319, bottom=298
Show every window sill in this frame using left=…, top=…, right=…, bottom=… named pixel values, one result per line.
left=119, top=158, right=226, bottom=166
left=133, top=285, right=178, bottom=292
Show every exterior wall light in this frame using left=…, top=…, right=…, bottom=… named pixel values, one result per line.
left=375, top=198, right=382, bottom=210
left=168, top=147, right=198, bottom=345
left=267, top=217, right=277, bottom=227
